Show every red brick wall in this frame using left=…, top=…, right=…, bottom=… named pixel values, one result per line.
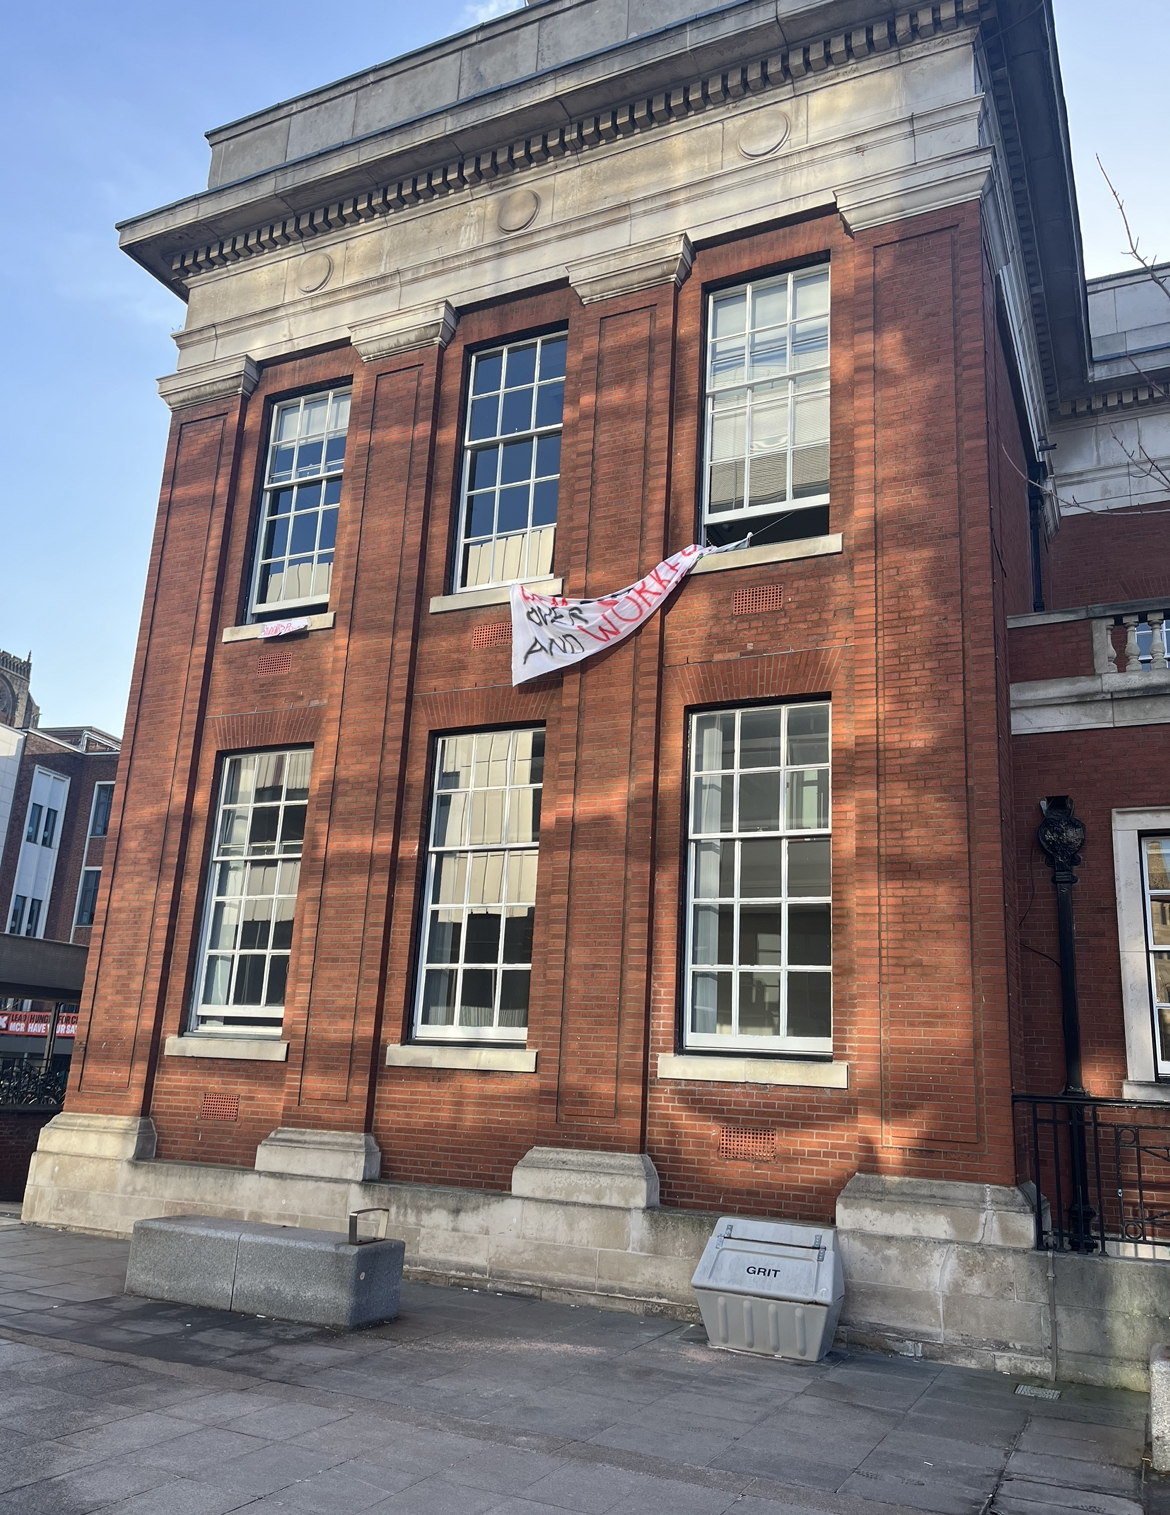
left=70, top=198, right=1036, bottom=1213
left=0, top=1113, right=52, bottom=1201
left=1047, top=500, right=1170, bottom=611
left=1011, top=728, right=1169, bottom=1099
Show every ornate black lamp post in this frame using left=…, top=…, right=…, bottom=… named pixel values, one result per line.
left=1037, top=796, right=1095, bottom=1249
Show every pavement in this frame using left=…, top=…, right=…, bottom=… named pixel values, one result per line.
left=0, top=1204, right=1158, bottom=1515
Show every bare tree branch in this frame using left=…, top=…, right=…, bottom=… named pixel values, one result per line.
left=1098, top=156, right=1170, bottom=302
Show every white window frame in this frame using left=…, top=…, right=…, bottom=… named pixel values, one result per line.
left=74, top=868, right=101, bottom=929
left=455, top=333, right=566, bottom=593
left=249, top=388, right=350, bottom=619
left=702, top=267, right=830, bottom=546
left=189, top=749, right=311, bottom=1037
left=684, top=702, right=832, bottom=1054
left=413, top=728, right=544, bottom=1042
left=89, top=783, right=114, bottom=838
left=1114, top=808, right=1170, bottom=1093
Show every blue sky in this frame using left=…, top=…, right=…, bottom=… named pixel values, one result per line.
left=1, top=0, right=1165, bottom=736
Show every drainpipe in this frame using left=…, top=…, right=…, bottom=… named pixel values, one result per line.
left=1036, top=797, right=1095, bottom=1251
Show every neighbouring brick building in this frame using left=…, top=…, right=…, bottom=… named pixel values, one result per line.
left=0, top=675, right=120, bottom=1195
left=25, top=0, right=1170, bottom=1385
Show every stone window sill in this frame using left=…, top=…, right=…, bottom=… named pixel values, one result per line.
left=385, top=1044, right=537, bottom=1072
left=222, top=612, right=335, bottom=644
left=164, top=1034, right=289, bottom=1062
left=690, top=534, right=843, bottom=575
left=657, top=1052, right=848, bottom=1088
left=429, top=579, right=563, bottom=614
left=1122, top=1081, right=1170, bottom=1104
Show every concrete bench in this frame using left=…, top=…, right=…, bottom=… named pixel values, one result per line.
left=125, top=1214, right=404, bottom=1329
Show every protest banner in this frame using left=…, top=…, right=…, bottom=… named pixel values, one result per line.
left=509, top=539, right=745, bottom=685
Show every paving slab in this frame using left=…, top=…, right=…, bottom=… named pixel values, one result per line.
left=0, top=1222, right=1154, bottom=1515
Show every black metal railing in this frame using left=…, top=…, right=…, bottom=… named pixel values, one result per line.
left=1015, top=1093, right=1170, bottom=1253
left=0, top=1062, right=68, bottom=1112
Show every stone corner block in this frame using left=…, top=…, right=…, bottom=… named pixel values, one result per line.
left=836, top=1173, right=1035, bottom=1248
left=567, top=233, right=694, bottom=306
left=254, top=1127, right=381, bottom=1183
left=34, top=1112, right=158, bottom=1162
left=157, top=354, right=260, bottom=411
left=1153, top=1343, right=1170, bottom=1470
left=348, top=300, right=458, bottom=362
left=511, top=1146, right=659, bottom=1209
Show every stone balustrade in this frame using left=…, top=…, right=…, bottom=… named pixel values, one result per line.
left=1092, top=607, right=1170, bottom=675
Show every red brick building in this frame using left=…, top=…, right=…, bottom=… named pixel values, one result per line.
left=0, top=686, right=120, bottom=1194
left=25, top=0, right=1170, bottom=1384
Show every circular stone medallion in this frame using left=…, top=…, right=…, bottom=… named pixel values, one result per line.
left=737, top=109, right=791, bottom=159
left=497, top=188, right=540, bottom=234
left=296, top=252, right=333, bottom=293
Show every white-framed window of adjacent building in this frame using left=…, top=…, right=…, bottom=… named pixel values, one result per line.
left=414, top=728, right=543, bottom=1040
left=6, top=768, right=69, bottom=942
left=250, top=389, right=350, bottom=617
left=89, top=783, right=114, bottom=837
left=74, top=869, right=101, bottom=929
left=702, top=267, right=830, bottom=549
left=1112, top=809, right=1170, bottom=1092
left=684, top=702, right=831, bottom=1053
left=456, top=334, right=566, bottom=591
left=189, top=749, right=311, bottom=1037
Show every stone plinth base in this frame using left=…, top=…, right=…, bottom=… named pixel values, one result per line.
left=835, top=1173, right=1168, bottom=1391
left=22, top=1124, right=1170, bottom=1387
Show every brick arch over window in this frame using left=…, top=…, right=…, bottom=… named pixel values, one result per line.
left=205, top=703, right=326, bottom=752
left=666, top=645, right=846, bottom=707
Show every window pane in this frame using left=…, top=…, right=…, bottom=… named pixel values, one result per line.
left=694, top=840, right=735, bottom=900
left=694, top=713, right=735, bottom=772
left=789, top=904, right=831, bottom=965
left=539, top=338, right=566, bottom=379
left=693, top=775, right=734, bottom=833
left=1147, top=838, right=1170, bottom=891
left=788, top=838, right=831, bottom=897
left=473, top=351, right=502, bottom=395
left=692, top=971, right=732, bottom=1035
left=1150, top=897, right=1170, bottom=948
left=740, top=907, right=782, bottom=966
left=740, top=972, right=781, bottom=1036
left=786, top=769, right=830, bottom=830
left=740, top=709, right=782, bottom=768
left=459, top=969, right=496, bottom=1027
left=421, top=969, right=456, bottom=1025
left=740, top=839, right=782, bottom=898
left=739, top=772, right=781, bottom=832
left=787, top=705, right=830, bottom=764
left=787, top=973, right=831, bottom=1038
left=499, top=971, right=530, bottom=1027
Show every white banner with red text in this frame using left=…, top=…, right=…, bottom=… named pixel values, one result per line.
left=510, top=540, right=743, bottom=685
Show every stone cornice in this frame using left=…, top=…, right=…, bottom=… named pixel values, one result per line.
left=567, top=233, right=693, bottom=305
left=348, top=300, right=459, bottom=362
left=156, top=354, right=260, bottom=411
left=158, top=3, right=984, bottom=293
